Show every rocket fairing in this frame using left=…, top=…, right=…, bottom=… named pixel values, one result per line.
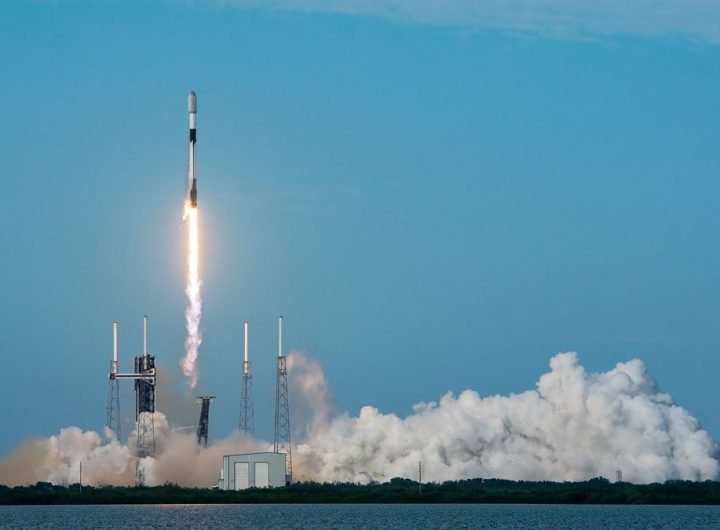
left=188, top=91, right=198, bottom=208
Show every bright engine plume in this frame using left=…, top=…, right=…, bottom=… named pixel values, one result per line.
left=181, top=202, right=202, bottom=388
left=181, top=91, right=201, bottom=388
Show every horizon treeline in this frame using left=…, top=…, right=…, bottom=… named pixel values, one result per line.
left=2, top=477, right=720, bottom=505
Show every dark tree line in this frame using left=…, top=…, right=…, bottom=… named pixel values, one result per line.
left=2, top=478, right=720, bottom=505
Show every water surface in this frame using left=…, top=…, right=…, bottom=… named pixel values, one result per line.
left=1, top=503, right=719, bottom=529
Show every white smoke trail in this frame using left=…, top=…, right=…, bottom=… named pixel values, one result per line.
left=0, top=352, right=717, bottom=486
left=181, top=203, right=202, bottom=388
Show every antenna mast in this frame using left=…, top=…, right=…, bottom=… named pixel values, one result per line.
left=106, top=321, right=121, bottom=438
left=239, top=321, right=255, bottom=435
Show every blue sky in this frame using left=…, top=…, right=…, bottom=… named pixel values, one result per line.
left=1, top=0, right=720, bottom=454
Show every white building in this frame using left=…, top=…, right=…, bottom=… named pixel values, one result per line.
left=218, top=452, right=287, bottom=490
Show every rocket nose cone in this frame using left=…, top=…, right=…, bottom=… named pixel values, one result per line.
left=188, top=91, right=197, bottom=113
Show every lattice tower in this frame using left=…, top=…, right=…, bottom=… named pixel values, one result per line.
left=273, top=316, right=292, bottom=484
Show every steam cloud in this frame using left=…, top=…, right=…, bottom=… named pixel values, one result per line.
left=294, top=352, right=719, bottom=484
left=0, top=414, right=267, bottom=488
left=0, top=352, right=717, bottom=486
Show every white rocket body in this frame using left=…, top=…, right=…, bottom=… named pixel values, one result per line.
left=188, top=91, right=197, bottom=207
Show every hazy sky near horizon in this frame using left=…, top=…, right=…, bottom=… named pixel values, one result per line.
left=1, top=0, right=720, bottom=455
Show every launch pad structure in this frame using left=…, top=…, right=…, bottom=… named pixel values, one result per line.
left=196, top=395, right=216, bottom=447
left=106, top=316, right=157, bottom=483
left=103, top=314, right=296, bottom=487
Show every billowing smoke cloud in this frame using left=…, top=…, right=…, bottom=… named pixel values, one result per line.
left=291, top=352, right=719, bottom=484
left=0, top=413, right=267, bottom=488
left=0, top=428, right=134, bottom=487
left=0, top=352, right=717, bottom=486
left=287, top=352, right=337, bottom=440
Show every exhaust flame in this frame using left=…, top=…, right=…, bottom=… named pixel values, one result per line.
left=181, top=202, right=202, bottom=388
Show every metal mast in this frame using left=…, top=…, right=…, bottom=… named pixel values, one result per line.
left=105, top=321, right=121, bottom=438
left=239, top=321, right=255, bottom=435
left=273, top=316, right=292, bottom=484
left=196, top=395, right=215, bottom=447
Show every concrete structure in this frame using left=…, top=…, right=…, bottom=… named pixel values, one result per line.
left=218, top=452, right=286, bottom=490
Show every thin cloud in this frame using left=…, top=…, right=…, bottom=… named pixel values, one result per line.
left=213, top=0, right=720, bottom=43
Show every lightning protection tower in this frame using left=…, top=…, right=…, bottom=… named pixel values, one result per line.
left=239, top=321, right=255, bottom=435
left=273, top=315, right=292, bottom=484
left=105, top=321, right=121, bottom=439
left=196, top=395, right=215, bottom=447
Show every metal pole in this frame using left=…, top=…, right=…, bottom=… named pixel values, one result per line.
left=278, top=316, right=283, bottom=357
left=244, top=321, right=249, bottom=373
left=112, top=321, right=118, bottom=374
left=419, top=461, right=422, bottom=496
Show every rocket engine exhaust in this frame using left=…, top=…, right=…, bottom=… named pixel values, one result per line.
left=181, top=91, right=202, bottom=388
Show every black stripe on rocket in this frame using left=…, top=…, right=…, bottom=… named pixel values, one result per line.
left=189, top=128, right=197, bottom=206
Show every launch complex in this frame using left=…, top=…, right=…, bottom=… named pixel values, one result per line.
left=104, top=93, right=292, bottom=487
